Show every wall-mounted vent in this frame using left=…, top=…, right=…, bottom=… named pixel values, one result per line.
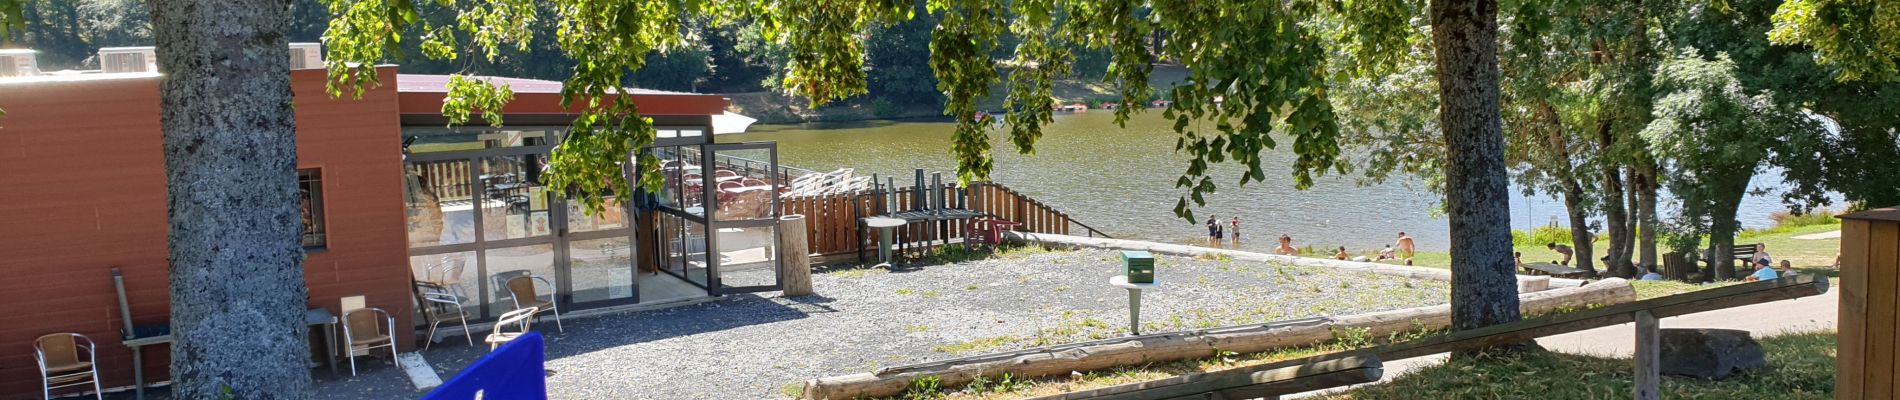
left=99, top=46, right=157, bottom=73
left=0, top=49, right=38, bottom=77
left=288, top=42, right=322, bottom=70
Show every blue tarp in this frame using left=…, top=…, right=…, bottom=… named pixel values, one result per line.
left=423, top=332, right=547, bottom=400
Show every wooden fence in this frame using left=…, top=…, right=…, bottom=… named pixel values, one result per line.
left=777, top=181, right=1109, bottom=258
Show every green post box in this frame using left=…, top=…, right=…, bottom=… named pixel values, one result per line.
left=1121, top=250, right=1154, bottom=283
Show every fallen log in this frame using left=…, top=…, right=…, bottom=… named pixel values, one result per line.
left=1004, top=231, right=1554, bottom=293
left=801, top=279, right=1637, bottom=399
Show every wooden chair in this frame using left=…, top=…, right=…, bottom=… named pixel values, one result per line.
left=341, top=307, right=400, bottom=376
left=486, top=307, right=538, bottom=351
left=415, top=282, right=473, bottom=350
left=34, top=333, right=101, bottom=400
left=506, top=275, right=564, bottom=332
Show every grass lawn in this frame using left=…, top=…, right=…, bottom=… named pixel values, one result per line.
left=1319, top=330, right=1837, bottom=400
left=1396, top=222, right=1842, bottom=275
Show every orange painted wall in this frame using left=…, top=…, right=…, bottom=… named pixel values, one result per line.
left=0, top=67, right=412, bottom=398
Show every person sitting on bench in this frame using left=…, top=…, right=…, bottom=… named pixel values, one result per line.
left=1639, top=265, right=1663, bottom=281
left=1750, top=243, right=1773, bottom=268
left=1546, top=242, right=1574, bottom=266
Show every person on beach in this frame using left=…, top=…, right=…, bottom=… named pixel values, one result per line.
left=1547, top=242, right=1574, bottom=266
left=1276, top=235, right=1297, bottom=255
left=1377, top=245, right=1397, bottom=261
left=1334, top=246, right=1349, bottom=260
left=1640, top=265, right=1664, bottom=281
left=1396, top=232, right=1416, bottom=261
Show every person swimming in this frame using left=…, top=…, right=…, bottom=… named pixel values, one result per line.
left=1276, top=235, right=1297, bottom=255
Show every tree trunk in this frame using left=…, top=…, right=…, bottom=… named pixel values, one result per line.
left=1430, top=0, right=1520, bottom=333
left=152, top=0, right=312, bottom=398
left=1597, top=126, right=1633, bottom=278
left=1707, top=172, right=1751, bottom=281
left=1634, top=166, right=1659, bottom=273
left=1561, top=178, right=1597, bottom=277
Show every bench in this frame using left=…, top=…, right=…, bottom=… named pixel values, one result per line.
left=1522, top=262, right=1591, bottom=279
left=1029, top=355, right=1382, bottom=400
left=1730, top=243, right=1763, bottom=263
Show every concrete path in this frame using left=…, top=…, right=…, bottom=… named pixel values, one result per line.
left=1794, top=230, right=1844, bottom=240
left=1292, top=281, right=1838, bottom=398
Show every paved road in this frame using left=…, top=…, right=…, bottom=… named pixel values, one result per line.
left=1292, top=281, right=1839, bottom=398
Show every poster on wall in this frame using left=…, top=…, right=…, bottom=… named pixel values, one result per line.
left=507, top=214, right=527, bottom=239
left=530, top=211, right=552, bottom=237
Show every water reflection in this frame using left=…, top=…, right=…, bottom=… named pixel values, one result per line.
left=728, top=112, right=1817, bottom=252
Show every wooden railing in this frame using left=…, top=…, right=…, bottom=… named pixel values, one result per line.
left=777, top=181, right=1109, bottom=258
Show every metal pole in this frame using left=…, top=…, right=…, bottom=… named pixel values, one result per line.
left=1128, top=288, right=1143, bottom=335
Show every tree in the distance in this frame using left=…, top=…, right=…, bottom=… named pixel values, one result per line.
left=150, top=0, right=313, bottom=398
left=1642, top=51, right=1823, bottom=280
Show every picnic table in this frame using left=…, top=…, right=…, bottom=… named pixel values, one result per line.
left=1522, top=262, right=1591, bottom=278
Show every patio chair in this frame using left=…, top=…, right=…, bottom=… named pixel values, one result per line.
left=486, top=307, right=538, bottom=351
left=34, top=333, right=101, bottom=400
left=505, top=275, right=565, bottom=333
left=415, top=282, right=473, bottom=350
left=341, top=307, right=400, bottom=376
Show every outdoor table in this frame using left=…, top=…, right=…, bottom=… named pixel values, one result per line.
left=863, top=217, right=908, bottom=267
left=305, top=308, right=340, bottom=375
left=121, top=329, right=171, bottom=400
left=1109, top=275, right=1159, bottom=335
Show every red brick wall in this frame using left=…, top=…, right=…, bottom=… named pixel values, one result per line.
left=0, top=67, right=412, bottom=398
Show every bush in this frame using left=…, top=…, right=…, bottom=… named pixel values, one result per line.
left=1511, top=225, right=1575, bottom=247
left=1768, top=208, right=1840, bottom=228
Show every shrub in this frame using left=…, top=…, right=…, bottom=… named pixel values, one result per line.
left=1511, top=225, right=1575, bottom=247
left=1768, top=208, right=1840, bottom=228
left=871, top=98, right=904, bottom=118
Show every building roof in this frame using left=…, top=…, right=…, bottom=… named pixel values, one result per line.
left=395, top=74, right=729, bottom=117
left=396, top=74, right=702, bottom=96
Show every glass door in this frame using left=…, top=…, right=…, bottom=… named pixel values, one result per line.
left=703, top=142, right=784, bottom=295
left=561, top=194, right=638, bottom=307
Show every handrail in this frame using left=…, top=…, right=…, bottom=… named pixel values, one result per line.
left=1053, top=274, right=1830, bottom=399
left=984, top=182, right=1112, bottom=239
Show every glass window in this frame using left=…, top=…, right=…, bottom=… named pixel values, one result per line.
left=656, top=128, right=706, bottom=139
left=403, top=127, right=554, bottom=154
left=484, top=244, right=557, bottom=319
left=298, top=169, right=327, bottom=248
left=481, top=155, right=551, bottom=241
left=405, top=160, right=477, bottom=248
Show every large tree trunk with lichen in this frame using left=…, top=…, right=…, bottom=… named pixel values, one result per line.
left=1430, top=0, right=1520, bottom=334
left=153, top=0, right=312, bottom=398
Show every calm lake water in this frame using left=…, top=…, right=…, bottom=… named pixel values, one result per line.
left=725, top=112, right=1810, bottom=253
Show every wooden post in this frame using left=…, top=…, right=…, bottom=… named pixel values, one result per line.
left=779, top=214, right=813, bottom=296
left=1839, top=206, right=1900, bottom=400
left=1633, top=310, right=1659, bottom=400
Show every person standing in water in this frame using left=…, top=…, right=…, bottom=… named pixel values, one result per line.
left=1205, top=215, right=1220, bottom=246
left=1396, top=232, right=1416, bottom=262
left=1229, top=216, right=1242, bottom=244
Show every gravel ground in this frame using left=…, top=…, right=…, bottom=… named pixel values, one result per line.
left=125, top=248, right=1449, bottom=399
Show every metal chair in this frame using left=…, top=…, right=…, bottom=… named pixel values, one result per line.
left=34, top=333, right=101, bottom=400
left=486, top=307, right=538, bottom=351
left=506, top=275, right=564, bottom=333
left=415, top=282, right=473, bottom=350
left=341, top=307, right=400, bottom=376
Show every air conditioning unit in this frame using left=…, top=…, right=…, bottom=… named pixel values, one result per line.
left=288, top=42, right=322, bottom=70
left=0, top=49, right=38, bottom=77
left=99, top=46, right=157, bottom=73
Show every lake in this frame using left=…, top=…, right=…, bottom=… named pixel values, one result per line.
left=725, top=112, right=1812, bottom=253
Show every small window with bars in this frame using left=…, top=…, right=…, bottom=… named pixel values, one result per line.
left=299, top=169, right=327, bottom=248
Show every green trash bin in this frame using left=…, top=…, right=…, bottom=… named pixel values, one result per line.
left=1121, top=250, right=1154, bottom=283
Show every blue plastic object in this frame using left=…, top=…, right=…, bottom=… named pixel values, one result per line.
left=423, top=332, right=547, bottom=400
